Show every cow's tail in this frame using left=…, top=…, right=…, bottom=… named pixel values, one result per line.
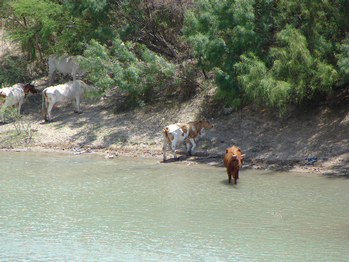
left=162, top=126, right=171, bottom=161
left=163, top=126, right=171, bottom=144
left=42, top=90, right=47, bottom=119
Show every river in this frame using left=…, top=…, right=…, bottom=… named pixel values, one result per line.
left=1, top=151, right=348, bottom=261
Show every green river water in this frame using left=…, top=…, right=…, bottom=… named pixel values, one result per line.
left=0, top=151, right=348, bottom=261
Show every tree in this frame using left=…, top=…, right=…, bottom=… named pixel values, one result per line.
left=183, top=0, right=346, bottom=112
left=79, top=36, right=176, bottom=109
left=0, top=0, right=65, bottom=60
left=183, top=0, right=271, bottom=107
left=119, top=0, right=194, bottom=59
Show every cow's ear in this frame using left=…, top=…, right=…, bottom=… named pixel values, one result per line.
left=226, top=149, right=228, bottom=153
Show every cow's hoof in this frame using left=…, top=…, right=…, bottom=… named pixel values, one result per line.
left=41, top=119, right=48, bottom=124
left=175, top=158, right=180, bottom=161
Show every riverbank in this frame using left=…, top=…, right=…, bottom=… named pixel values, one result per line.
left=1, top=78, right=349, bottom=176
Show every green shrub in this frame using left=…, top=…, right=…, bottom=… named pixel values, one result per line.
left=79, top=37, right=176, bottom=110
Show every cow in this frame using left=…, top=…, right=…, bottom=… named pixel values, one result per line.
left=48, top=55, right=87, bottom=86
left=223, top=145, right=245, bottom=184
left=163, top=117, right=213, bottom=161
left=42, top=80, right=88, bottom=122
left=0, top=83, right=37, bottom=123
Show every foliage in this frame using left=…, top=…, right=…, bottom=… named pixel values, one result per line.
left=80, top=37, right=176, bottom=109
left=119, top=0, right=193, bottom=58
left=337, top=37, right=349, bottom=83
left=0, top=0, right=117, bottom=59
left=1, top=0, right=65, bottom=59
left=183, top=0, right=268, bottom=107
left=2, top=106, right=34, bottom=144
left=183, top=0, right=348, bottom=112
left=2, top=0, right=349, bottom=113
left=0, top=55, right=31, bottom=86
left=57, top=0, right=116, bottom=54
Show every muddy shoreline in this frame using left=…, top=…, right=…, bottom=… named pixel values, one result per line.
left=1, top=142, right=347, bottom=177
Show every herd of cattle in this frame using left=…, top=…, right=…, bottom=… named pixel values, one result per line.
left=0, top=55, right=245, bottom=184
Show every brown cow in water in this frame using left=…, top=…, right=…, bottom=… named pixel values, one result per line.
left=223, top=145, right=245, bottom=184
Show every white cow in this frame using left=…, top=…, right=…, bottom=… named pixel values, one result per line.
left=48, top=55, right=87, bottom=86
left=0, top=83, right=37, bottom=123
left=42, top=80, right=88, bottom=122
left=162, top=117, right=214, bottom=161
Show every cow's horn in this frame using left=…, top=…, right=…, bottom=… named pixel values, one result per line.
left=241, top=154, right=246, bottom=157
left=231, top=154, right=236, bottom=157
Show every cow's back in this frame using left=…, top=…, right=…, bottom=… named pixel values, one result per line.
left=49, top=55, right=77, bottom=74
left=11, top=85, right=25, bottom=99
left=0, top=86, right=24, bottom=107
left=46, top=81, right=84, bottom=103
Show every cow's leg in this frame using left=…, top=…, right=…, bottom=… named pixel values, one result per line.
left=49, top=70, right=55, bottom=86
left=42, top=108, right=48, bottom=122
left=162, top=137, right=167, bottom=161
left=46, top=103, right=54, bottom=121
left=186, top=139, right=191, bottom=155
left=18, top=100, right=24, bottom=116
left=74, top=98, right=81, bottom=113
left=72, top=68, right=77, bottom=82
left=162, top=139, right=167, bottom=161
left=0, top=107, right=5, bottom=123
left=227, top=170, right=232, bottom=183
left=0, top=103, right=8, bottom=123
left=187, top=138, right=196, bottom=155
left=171, top=143, right=178, bottom=160
left=233, top=171, right=238, bottom=184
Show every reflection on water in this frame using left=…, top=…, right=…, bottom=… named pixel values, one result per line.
left=1, top=151, right=349, bottom=261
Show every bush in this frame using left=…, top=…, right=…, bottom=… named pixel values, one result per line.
left=79, top=37, right=176, bottom=109
left=0, top=56, right=31, bottom=86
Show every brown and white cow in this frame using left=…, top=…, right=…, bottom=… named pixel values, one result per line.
left=163, top=117, right=213, bottom=161
left=0, top=83, right=37, bottom=123
left=223, top=145, right=245, bottom=184
left=48, top=55, right=87, bottom=86
left=42, top=80, right=88, bottom=122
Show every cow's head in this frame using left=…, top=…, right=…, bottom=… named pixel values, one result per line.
left=199, top=117, right=214, bottom=129
left=226, top=146, right=245, bottom=168
left=231, top=154, right=245, bottom=168
left=23, top=83, right=37, bottom=96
